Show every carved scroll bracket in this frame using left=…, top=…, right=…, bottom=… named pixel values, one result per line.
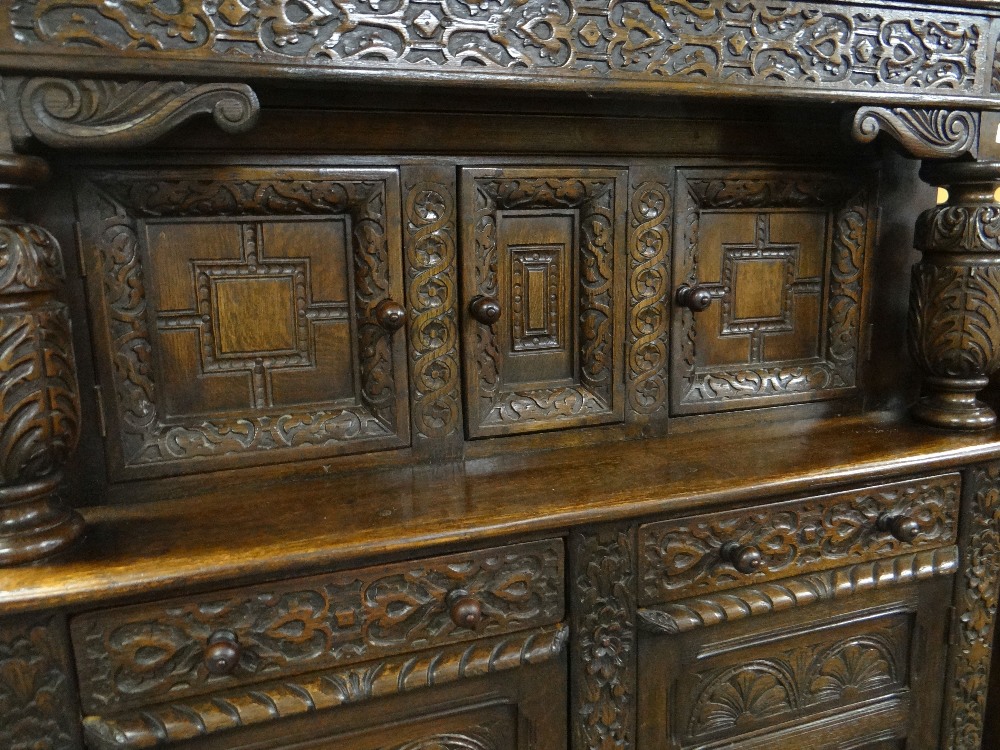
left=5, top=78, right=260, bottom=150
left=0, top=153, right=84, bottom=564
left=850, top=107, right=979, bottom=160
left=909, top=160, right=1000, bottom=430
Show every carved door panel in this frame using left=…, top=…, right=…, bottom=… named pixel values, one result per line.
left=460, top=168, right=626, bottom=437
left=636, top=581, right=950, bottom=750
left=76, top=167, right=409, bottom=479
left=671, top=168, right=875, bottom=415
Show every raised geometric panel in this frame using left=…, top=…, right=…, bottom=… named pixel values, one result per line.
left=671, top=169, right=873, bottom=414
left=75, top=168, right=409, bottom=479
left=461, top=168, right=626, bottom=438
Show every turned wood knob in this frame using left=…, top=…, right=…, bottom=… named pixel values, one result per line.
left=374, top=299, right=406, bottom=332
left=469, top=295, right=502, bottom=325
left=448, top=591, right=483, bottom=630
left=720, top=542, right=764, bottom=574
left=877, top=513, right=921, bottom=543
left=204, top=630, right=242, bottom=675
left=676, top=284, right=713, bottom=312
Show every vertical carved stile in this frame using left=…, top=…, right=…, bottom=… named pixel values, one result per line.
left=0, top=153, right=83, bottom=565
left=570, top=525, right=636, bottom=750
left=941, top=463, right=1000, bottom=749
left=909, top=161, right=1000, bottom=430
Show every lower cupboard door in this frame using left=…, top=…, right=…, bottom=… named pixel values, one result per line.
left=636, top=579, right=951, bottom=750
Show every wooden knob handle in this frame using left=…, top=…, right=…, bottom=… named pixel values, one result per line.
left=375, top=299, right=406, bottom=332
left=469, top=295, right=502, bottom=325
left=448, top=591, right=483, bottom=630
left=204, top=630, right=242, bottom=676
left=877, top=513, right=921, bottom=543
left=676, top=284, right=713, bottom=312
left=720, top=542, right=764, bottom=575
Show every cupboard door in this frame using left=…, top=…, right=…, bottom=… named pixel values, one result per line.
left=671, top=168, right=875, bottom=415
left=77, top=167, right=409, bottom=479
left=460, top=168, right=626, bottom=438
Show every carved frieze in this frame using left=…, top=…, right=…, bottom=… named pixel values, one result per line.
left=72, top=538, right=564, bottom=712
left=7, top=78, right=260, bottom=149
left=672, top=168, right=871, bottom=414
left=5, top=1, right=993, bottom=102
left=570, top=526, right=635, bottom=750
left=75, top=167, right=410, bottom=478
left=82, top=623, right=568, bottom=750
left=640, top=474, right=960, bottom=604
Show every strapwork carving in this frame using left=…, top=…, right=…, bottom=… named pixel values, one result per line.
left=909, top=161, right=1000, bottom=430
left=9, top=78, right=260, bottom=148
left=0, top=154, right=83, bottom=565
left=851, top=107, right=978, bottom=159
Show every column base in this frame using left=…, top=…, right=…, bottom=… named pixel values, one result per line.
left=0, top=474, right=84, bottom=565
left=911, top=377, right=997, bottom=431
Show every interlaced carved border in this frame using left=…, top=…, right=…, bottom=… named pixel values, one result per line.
left=673, top=169, right=871, bottom=412
left=941, top=462, right=1000, bottom=750
left=462, top=169, right=624, bottom=437
left=76, top=167, right=408, bottom=479
left=81, top=623, right=568, bottom=750
left=5, top=1, right=992, bottom=102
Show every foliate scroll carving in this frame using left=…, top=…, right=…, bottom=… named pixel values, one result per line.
left=672, top=169, right=871, bottom=413
left=851, top=107, right=978, bottom=159
left=10, top=78, right=260, bottom=149
left=76, top=168, right=409, bottom=478
left=570, top=526, right=635, bottom=750
left=9, top=1, right=991, bottom=100
left=940, top=463, right=1000, bottom=749
left=626, top=178, right=670, bottom=422
left=82, top=623, right=568, bottom=750
left=908, top=161, right=1000, bottom=430
left=72, top=538, right=564, bottom=712
left=388, top=730, right=502, bottom=750
left=640, top=474, right=959, bottom=605
left=0, top=615, right=80, bottom=750
left=403, top=176, right=461, bottom=442
left=0, top=155, right=83, bottom=565
left=638, top=546, right=958, bottom=635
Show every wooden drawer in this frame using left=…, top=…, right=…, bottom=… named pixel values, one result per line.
left=639, top=474, right=960, bottom=605
left=71, top=539, right=564, bottom=714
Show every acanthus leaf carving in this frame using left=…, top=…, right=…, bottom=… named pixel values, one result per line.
left=12, top=78, right=260, bottom=149
left=851, top=107, right=978, bottom=159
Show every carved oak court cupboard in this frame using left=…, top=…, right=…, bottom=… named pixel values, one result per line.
left=8, top=1, right=1000, bottom=750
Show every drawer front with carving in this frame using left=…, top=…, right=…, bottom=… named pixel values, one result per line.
left=639, top=474, right=959, bottom=605
left=76, top=166, right=410, bottom=480
left=671, top=168, right=875, bottom=414
left=460, top=167, right=626, bottom=437
left=637, top=582, right=951, bottom=750
left=71, top=538, right=564, bottom=713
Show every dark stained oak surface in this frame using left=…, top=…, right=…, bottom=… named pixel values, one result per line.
left=3, top=411, right=1000, bottom=616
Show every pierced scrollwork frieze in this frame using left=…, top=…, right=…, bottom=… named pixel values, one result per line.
left=6, top=78, right=260, bottom=149
left=850, top=106, right=979, bottom=159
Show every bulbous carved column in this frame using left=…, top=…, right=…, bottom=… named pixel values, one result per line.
left=909, top=161, right=1000, bottom=430
left=0, top=154, right=83, bottom=564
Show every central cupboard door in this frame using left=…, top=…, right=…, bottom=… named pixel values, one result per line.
left=460, top=168, right=627, bottom=438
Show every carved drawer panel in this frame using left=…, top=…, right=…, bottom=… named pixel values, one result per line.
left=639, top=474, right=959, bottom=605
left=460, top=167, right=626, bottom=437
left=75, top=167, right=409, bottom=480
left=671, top=168, right=875, bottom=414
left=70, top=538, right=564, bottom=714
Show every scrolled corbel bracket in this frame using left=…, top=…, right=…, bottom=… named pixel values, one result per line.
left=5, top=77, right=260, bottom=149
left=850, top=107, right=979, bottom=160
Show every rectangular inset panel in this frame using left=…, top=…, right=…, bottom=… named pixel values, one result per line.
left=76, top=168, right=409, bottom=479
left=461, top=167, right=626, bottom=438
left=671, top=168, right=874, bottom=415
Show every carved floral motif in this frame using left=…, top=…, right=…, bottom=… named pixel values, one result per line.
left=72, top=539, right=564, bottom=712
left=9, top=1, right=989, bottom=99
left=403, top=179, right=461, bottom=441
left=640, top=474, right=959, bottom=604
